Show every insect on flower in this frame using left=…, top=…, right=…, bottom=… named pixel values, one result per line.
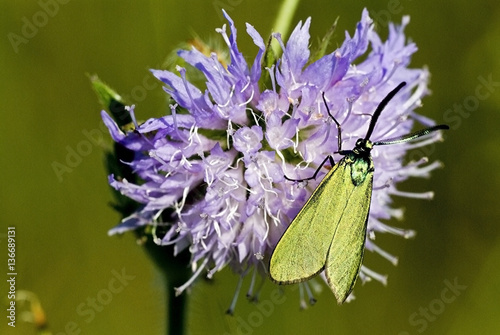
left=269, top=82, right=448, bottom=304
left=100, top=8, right=448, bottom=311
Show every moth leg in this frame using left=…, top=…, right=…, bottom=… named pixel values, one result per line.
left=322, top=92, right=342, bottom=152
left=284, top=155, right=335, bottom=182
left=284, top=92, right=339, bottom=183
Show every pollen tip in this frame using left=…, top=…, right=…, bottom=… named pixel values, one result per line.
left=404, top=229, right=417, bottom=239
left=299, top=300, right=308, bottom=310
left=381, top=276, right=388, bottom=286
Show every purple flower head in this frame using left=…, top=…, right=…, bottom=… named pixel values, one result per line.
left=103, top=9, right=444, bottom=308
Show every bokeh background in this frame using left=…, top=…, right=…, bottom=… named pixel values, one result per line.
left=1, top=0, right=499, bottom=334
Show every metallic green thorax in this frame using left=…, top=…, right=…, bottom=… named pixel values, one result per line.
left=343, top=139, right=374, bottom=186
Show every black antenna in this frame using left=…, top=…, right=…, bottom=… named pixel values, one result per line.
left=374, top=124, right=449, bottom=146
left=364, top=82, right=407, bottom=141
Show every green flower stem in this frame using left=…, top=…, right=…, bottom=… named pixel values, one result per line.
left=167, top=283, right=187, bottom=335
left=140, top=235, right=191, bottom=335
left=271, top=0, right=302, bottom=55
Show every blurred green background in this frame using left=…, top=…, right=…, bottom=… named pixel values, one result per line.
left=1, top=0, right=499, bottom=334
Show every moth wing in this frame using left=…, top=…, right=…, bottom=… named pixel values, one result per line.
left=270, top=162, right=350, bottom=284
left=325, top=167, right=372, bottom=304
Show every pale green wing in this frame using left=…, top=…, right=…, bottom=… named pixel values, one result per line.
left=269, top=161, right=352, bottom=284
left=325, top=167, right=373, bottom=304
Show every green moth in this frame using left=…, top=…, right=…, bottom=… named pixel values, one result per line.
left=269, top=82, right=449, bottom=304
